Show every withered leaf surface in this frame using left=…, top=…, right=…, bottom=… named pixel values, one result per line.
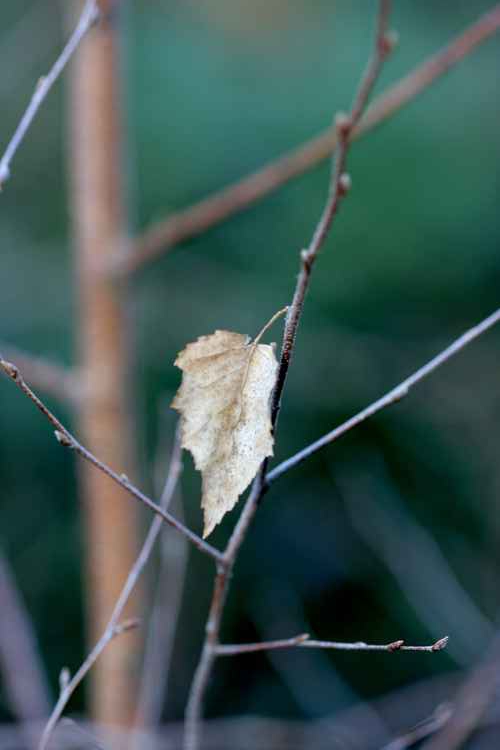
left=172, top=327, right=279, bottom=537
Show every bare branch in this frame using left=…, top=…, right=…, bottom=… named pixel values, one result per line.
left=0, top=357, right=224, bottom=564
left=216, top=634, right=310, bottom=656
left=0, top=344, right=78, bottom=403
left=183, top=6, right=393, bottom=749
left=216, top=635, right=448, bottom=656
left=38, top=427, right=184, bottom=750
left=0, top=0, right=100, bottom=188
left=267, top=307, right=500, bottom=484
left=122, top=4, right=500, bottom=276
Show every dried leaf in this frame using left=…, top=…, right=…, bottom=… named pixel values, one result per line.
left=172, top=311, right=285, bottom=537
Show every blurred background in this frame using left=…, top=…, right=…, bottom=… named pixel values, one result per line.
left=1, top=0, right=500, bottom=747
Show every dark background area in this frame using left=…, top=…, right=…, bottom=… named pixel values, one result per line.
left=0, top=0, right=499, bottom=735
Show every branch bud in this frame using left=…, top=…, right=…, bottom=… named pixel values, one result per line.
left=335, top=112, right=352, bottom=138
left=338, top=173, right=352, bottom=197
left=380, top=30, right=399, bottom=57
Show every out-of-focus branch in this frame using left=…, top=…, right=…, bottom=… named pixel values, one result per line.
left=0, top=344, right=78, bottom=403
left=216, top=634, right=448, bottom=656
left=135, top=412, right=189, bottom=730
left=0, top=552, right=51, bottom=725
left=267, top=308, right=500, bottom=484
left=183, top=6, right=394, bottom=750
left=0, top=0, right=99, bottom=187
left=382, top=705, right=452, bottom=750
left=343, top=475, right=493, bottom=665
left=422, top=633, right=500, bottom=750
left=0, top=357, right=223, bottom=563
left=38, top=428, right=184, bottom=750
left=121, top=4, right=500, bottom=276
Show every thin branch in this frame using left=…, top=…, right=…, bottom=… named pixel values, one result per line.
left=38, top=427, right=184, bottom=750
left=0, top=357, right=223, bottom=564
left=267, top=307, right=500, bottom=484
left=216, top=634, right=310, bottom=656
left=216, top=634, right=448, bottom=656
left=123, top=3, right=500, bottom=276
left=183, top=6, right=393, bottom=750
left=300, top=637, right=449, bottom=653
left=0, top=0, right=100, bottom=188
left=0, top=343, right=78, bottom=403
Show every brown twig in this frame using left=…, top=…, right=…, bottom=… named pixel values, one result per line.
left=0, top=0, right=100, bottom=187
left=0, top=344, right=78, bottom=403
left=38, top=426, right=184, bottom=750
left=183, top=5, right=393, bottom=749
left=121, top=4, right=500, bottom=276
left=267, top=307, right=500, bottom=484
left=0, top=357, right=223, bottom=564
left=216, top=634, right=448, bottom=656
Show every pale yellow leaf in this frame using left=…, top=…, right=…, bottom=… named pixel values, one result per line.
left=171, top=314, right=284, bottom=537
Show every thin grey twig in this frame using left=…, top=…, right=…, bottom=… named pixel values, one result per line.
left=183, top=5, right=394, bottom=750
left=0, top=0, right=100, bottom=187
left=0, top=357, right=223, bottom=564
left=216, top=634, right=448, bottom=656
left=216, top=634, right=310, bottom=656
left=38, top=427, right=184, bottom=750
left=267, top=307, right=500, bottom=484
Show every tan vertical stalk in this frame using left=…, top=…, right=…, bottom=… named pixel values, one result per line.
left=68, top=0, right=138, bottom=727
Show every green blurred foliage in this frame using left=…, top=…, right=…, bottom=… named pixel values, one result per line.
left=0, top=0, right=499, bottom=729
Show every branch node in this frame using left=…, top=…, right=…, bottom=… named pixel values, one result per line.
left=381, top=29, right=399, bottom=56
left=113, top=618, right=141, bottom=636
left=335, top=111, right=352, bottom=138
left=388, top=639, right=405, bottom=652
left=0, top=359, right=19, bottom=380
left=338, top=173, right=352, bottom=197
left=432, top=635, right=450, bottom=652
left=59, top=667, right=71, bottom=693
left=54, top=430, right=72, bottom=447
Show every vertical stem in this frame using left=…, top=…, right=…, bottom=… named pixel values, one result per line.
left=69, top=0, right=138, bottom=727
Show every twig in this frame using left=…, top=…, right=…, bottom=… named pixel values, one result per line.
left=38, top=427, right=184, bottom=750
left=216, top=634, right=310, bottom=655
left=0, top=357, right=223, bottom=564
left=0, top=0, right=100, bottom=188
left=216, top=634, right=448, bottom=656
left=267, top=307, right=500, bottom=484
left=0, top=344, right=78, bottom=403
left=122, top=4, right=500, bottom=276
left=183, top=6, right=393, bottom=750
